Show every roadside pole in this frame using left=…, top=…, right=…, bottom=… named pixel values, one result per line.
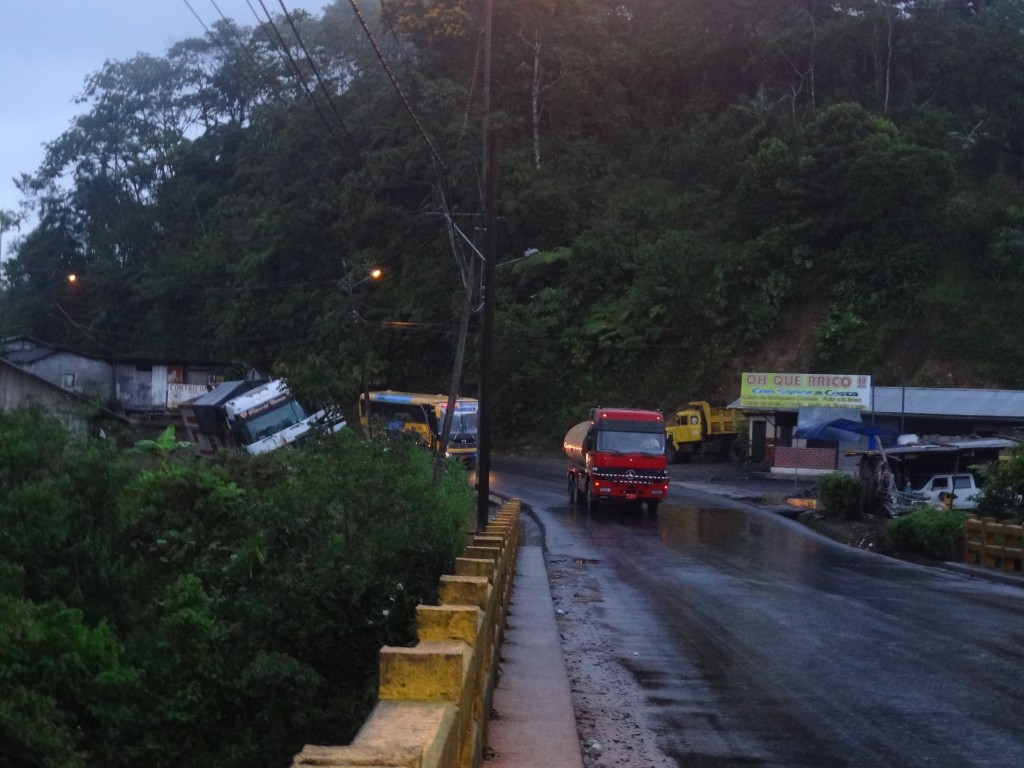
left=476, top=0, right=496, bottom=531
left=477, top=134, right=498, bottom=531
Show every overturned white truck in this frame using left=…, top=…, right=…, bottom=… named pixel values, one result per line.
left=180, top=378, right=345, bottom=457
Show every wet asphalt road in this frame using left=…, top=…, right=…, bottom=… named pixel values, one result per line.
left=490, top=455, right=1024, bottom=768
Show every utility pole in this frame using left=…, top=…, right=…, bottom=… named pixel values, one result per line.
left=343, top=259, right=381, bottom=437
left=477, top=135, right=498, bottom=531
left=476, top=0, right=496, bottom=531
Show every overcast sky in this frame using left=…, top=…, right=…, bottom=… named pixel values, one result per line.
left=0, top=0, right=320, bottom=257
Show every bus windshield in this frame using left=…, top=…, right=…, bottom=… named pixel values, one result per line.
left=439, top=405, right=478, bottom=438
left=595, top=429, right=664, bottom=456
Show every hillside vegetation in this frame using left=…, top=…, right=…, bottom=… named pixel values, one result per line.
left=3, top=0, right=1024, bottom=439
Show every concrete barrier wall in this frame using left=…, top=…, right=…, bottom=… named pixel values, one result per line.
left=292, top=499, right=521, bottom=768
left=965, top=516, right=1024, bottom=573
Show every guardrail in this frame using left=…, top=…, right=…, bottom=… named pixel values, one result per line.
left=965, top=516, right=1024, bottom=573
left=292, top=499, right=521, bottom=768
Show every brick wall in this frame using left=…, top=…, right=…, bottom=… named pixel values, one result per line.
left=773, top=446, right=836, bottom=471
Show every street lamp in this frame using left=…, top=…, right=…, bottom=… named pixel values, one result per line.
left=347, top=266, right=382, bottom=289
left=496, top=247, right=540, bottom=270
left=341, top=261, right=383, bottom=436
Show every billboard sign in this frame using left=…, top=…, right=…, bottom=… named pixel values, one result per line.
left=740, top=372, right=872, bottom=410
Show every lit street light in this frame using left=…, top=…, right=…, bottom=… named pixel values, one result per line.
left=341, top=260, right=383, bottom=436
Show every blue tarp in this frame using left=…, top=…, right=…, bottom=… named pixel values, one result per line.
left=794, top=418, right=897, bottom=445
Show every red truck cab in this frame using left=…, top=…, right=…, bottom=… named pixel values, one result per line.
left=564, top=407, right=669, bottom=514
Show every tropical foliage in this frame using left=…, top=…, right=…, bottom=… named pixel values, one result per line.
left=884, top=504, right=967, bottom=561
left=4, top=1, right=1024, bottom=437
left=976, top=448, right=1024, bottom=521
left=0, top=408, right=471, bottom=767
left=817, top=470, right=864, bottom=519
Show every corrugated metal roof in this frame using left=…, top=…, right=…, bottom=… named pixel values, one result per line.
left=2, top=347, right=56, bottom=365
left=732, top=387, right=1024, bottom=419
left=879, top=436, right=1017, bottom=455
left=871, top=387, right=1024, bottom=419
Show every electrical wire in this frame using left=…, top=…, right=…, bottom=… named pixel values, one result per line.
left=276, top=0, right=361, bottom=150
left=457, top=25, right=485, bottom=149
left=254, top=0, right=351, bottom=151
left=185, top=0, right=483, bottom=333
left=345, top=0, right=448, bottom=175
left=241, top=0, right=389, bottom=197
left=185, top=0, right=261, bottom=97
left=205, top=0, right=294, bottom=108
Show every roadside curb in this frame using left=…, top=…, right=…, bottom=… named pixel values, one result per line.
left=485, top=545, right=585, bottom=768
left=937, top=561, right=1024, bottom=589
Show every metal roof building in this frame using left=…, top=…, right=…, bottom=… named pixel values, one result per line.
left=731, top=386, right=1024, bottom=434
left=870, top=387, right=1024, bottom=421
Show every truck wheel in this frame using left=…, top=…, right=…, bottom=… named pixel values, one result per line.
left=666, top=440, right=678, bottom=464
left=586, top=483, right=598, bottom=514
left=646, top=500, right=660, bottom=515
left=568, top=475, right=577, bottom=505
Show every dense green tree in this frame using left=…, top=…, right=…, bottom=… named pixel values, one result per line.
left=4, top=0, right=1024, bottom=428
left=0, top=409, right=471, bottom=767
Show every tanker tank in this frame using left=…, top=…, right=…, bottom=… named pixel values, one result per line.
left=563, top=420, right=590, bottom=467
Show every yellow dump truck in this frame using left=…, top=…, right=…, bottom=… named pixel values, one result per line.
left=664, top=401, right=744, bottom=463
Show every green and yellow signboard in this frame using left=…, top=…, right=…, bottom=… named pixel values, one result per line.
left=740, top=372, right=872, bottom=410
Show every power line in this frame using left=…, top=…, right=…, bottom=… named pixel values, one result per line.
left=183, top=0, right=300, bottom=119
left=276, top=0, right=360, bottom=149
left=245, top=0, right=387, bottom=197
left=185, top=0, right=478, bottom=346
left=254, top=0, right=351, bottom=152
left=345, top=0, right=448, bottom=175
left=205, top=0, right=288, bottom=106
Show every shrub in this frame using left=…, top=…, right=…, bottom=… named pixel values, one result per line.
left=975, top=451, right=1024, bottom=522
left=0, top=409, right=474, bottom=768
left=885, top=505, right=967, bottom=561
left=817, top=471, right=863, bottom=519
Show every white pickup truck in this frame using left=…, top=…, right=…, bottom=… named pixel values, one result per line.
left=914, top=473, right=982, bottom=510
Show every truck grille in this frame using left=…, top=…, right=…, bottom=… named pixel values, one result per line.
left=594, top=469, right=667, bottom=484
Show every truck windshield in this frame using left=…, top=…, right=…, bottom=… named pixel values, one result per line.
left=238, top=399, right=308, bottom=444
left=595, top=430, right=664, bottom=456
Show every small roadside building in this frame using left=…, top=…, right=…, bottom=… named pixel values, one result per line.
left=0, top=336, right=223, bottom=417
left=0, top=358, right=122, bottom=435
left=865, top=387, right=1024, bottom=439
left=732, top=373, right=1024, bottom=477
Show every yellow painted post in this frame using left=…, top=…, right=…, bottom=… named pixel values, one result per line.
left=379, top=643, right=469, bottom=702
left=440, top=575, right=491, bottom=609
left=463, top=546, right=501, bottom=563
left=983, top=518, right=998, bottom=568
left=290, top=499, right=521, bottom=768
left=1001, top=522, right=1023, bottom=573
left=417, top=605, right=482, bottom=646
left=456, top=558, right=497, bottom=580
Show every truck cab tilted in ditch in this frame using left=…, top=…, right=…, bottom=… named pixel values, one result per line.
left=180, top=379, right=345, bottom=457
